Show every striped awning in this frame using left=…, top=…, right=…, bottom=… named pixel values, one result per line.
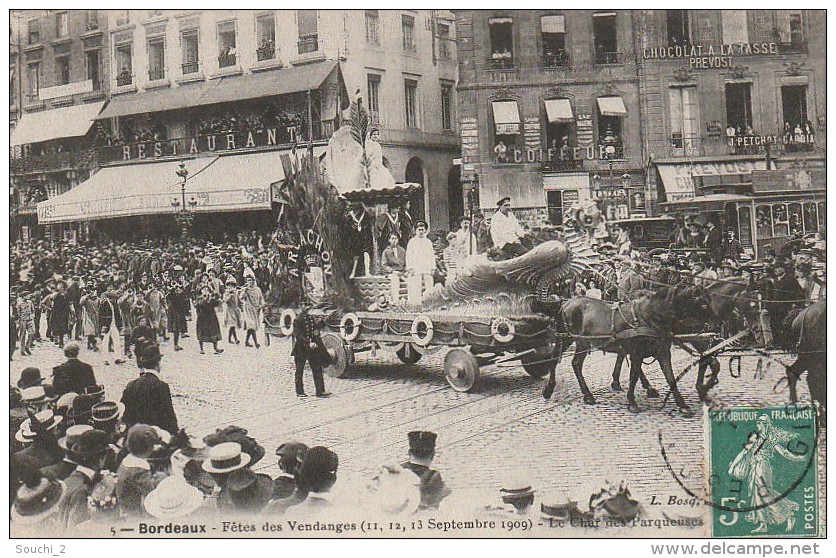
left=545, top=99, right=573, bottom=123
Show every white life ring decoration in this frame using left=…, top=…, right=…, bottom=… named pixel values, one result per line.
left=279, top=309, right=296, bottom=337
left=491, top=317, right=516, bottom=343
left=410, top=315, right=435, bottom=347
left=339, top=313, right=362, bottom=341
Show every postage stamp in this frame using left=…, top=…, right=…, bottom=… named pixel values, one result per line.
left=707, top=405, right=820, bottom=538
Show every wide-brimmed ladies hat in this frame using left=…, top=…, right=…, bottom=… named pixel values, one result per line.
left=144, top=476, right=205, bottom=519
left=225, top=469, right=274, bottom=512
left=11, top=477, right=67, bottom=525
left=202, top=442, right=251, bottom=474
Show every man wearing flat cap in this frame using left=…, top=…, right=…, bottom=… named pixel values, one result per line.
left=401, top=431, right=451, bottom=511
left=490, top=197, right=530, bottom=259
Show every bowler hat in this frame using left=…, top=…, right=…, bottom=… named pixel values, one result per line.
left=137, top=343, right=163, bottom=369
left=17, top=367, right=44, bottom=390
left=70, top=428, right=112, bottom=458
left=297, top=446, right=338, bottom=493
left=226, top=469, right=275, bottom=512
left=408, top=431, right=437, bottom=458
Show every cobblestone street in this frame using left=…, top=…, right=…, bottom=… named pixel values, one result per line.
left=12, top=315, right=816, bottom=534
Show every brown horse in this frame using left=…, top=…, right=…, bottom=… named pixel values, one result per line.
left=784, top=301, right=826, bottom=420
left=543, top=286, right=712, bottom=416
left=611, top=278, right=762, bottom=401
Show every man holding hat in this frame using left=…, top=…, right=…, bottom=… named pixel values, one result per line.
left=490, top=197, right=530, bottom=259
left=405, top=220, right=436, bottom=306
left=52, top=343, right=97, bottom=397
left=401, top=431, right=451, bottom=511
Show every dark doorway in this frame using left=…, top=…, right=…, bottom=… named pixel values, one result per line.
left=405, top=157, right=426, bottom=224
left=447, top=165, right=464, bottom=228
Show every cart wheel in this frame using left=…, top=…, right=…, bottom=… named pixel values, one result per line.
left=322, top=332, right=351, bottom=378
left=520, top=348, right=553, bottom=378
left=444, top=348, right=480, bottom=392
left=396, top=343, right=422, bottom=364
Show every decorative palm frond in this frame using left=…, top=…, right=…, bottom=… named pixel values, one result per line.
left=349, top=98, right=370, bottom=149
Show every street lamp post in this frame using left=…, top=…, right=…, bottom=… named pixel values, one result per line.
left=172, top=161, right=197, bottom=239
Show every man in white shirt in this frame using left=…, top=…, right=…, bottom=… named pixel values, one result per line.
left=405, top=221, right=436, bottom=306
left=490, top=197, right=529, bottom=258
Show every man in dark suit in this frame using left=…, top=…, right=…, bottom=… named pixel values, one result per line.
left=703, top=218, right=724, bottom=267
left=65, top=276, right=82, bottom=341
left=401, top=431, right=451, bottom=511
left=52, top=343, right=97, bottom=397
left=769, top=257, right=805, bottom=348
left=120, top=343, right=179, bottom=435
left=57, top=428, right=111, bottom=529
left=291, top=304, right=331, bottom=398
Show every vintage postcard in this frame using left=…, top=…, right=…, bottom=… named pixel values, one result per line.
left=8, top=7, right=826, bottom=541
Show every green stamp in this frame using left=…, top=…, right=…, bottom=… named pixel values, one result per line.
left=708, top=405, right=819, bottom=537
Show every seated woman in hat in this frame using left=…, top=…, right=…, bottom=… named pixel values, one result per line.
left=116, top=424, right=167, bottom=517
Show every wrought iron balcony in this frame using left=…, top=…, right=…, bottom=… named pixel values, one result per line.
left=182, top=61, right=199, bottom=75
left=594, top=51, right=623, bottom=65
left=668, top=135, right=702, bottom=157
left=116, top=72, right=133, bottom=87
left=256, top=44, right=276, bottom=61
left=542, top=50, right=570, bottom=69
left=488, top=56, right=515, bottom=70
left=218, top=53, right=237, bottom=68
left=148, top=67, right=165, bottom=81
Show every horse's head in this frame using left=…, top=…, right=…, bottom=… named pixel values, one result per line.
left=649, top=285, right=713, bottom=326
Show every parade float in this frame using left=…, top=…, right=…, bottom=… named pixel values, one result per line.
left=264, top=99, right=602, bottom=392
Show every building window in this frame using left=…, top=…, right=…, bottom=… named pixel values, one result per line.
left=440, top=82, right=453, bottom=130
left=181, top=30, right=199, bottom=74
left=256, top=14, right=276, bottom=61
left=56, top=57, right=70, bottom=86
left=85, top=10, right=98, bottom=31
left=547, top=191, right=574, bottom=225
left=27, top=62, right=40, bottom=100
left=777, top=12, right=807, bottom=53
left=365, top=10, right=380, bottom=45
left=402, top=14, right=416, bottom=52
left=437, top=22, right=452, bottom=60
left=10, top=58, right=16, bottom=106
left=404, top=79, right=418, bottom=128
left=593, top=12, right=619, bottom=64
left=725, top=82, right=753, bottom=132
left=27, top=19, right=40, bottom=45
left=218, top=21, right=237, bottom=67
left=491, top=100, right=522, bottom=161
left=543, top=98, right=574, bottom=157
left=596, top=97, right=627, bottom=159
left=297, top=10, right=318, bottom=54
left=115, top=43, right=133, bottom=86
left=667, top=10, right=690, bottom=46
left=789, top=12, right=804, bottom=44
left=488, top=17, right=514, bottom=69
left=55, top=12, right=69, bottom=38
left=367, top=74, right=381, bottom=124
left=721, top=10, right=748, bottom=45
left=782, top=85, right=813, bottom=152
left=148, top=38, right=165, bottom=81
left=669, top=86, right=699, bottom=152
left=541, top=15, right=568, bottom=68
left=86, top=50, right=100, bottom=90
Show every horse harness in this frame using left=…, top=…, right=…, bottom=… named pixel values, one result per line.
left=610, top=301, right=663, bottom=341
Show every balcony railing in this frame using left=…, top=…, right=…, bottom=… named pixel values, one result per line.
left=777, top=41, right=808, bottom=54
left=182, top=61, right=199, bottom=75
left=488, top=56, right=515, bottom=70
left=218, top=53, right=237, bottom=68
left=11, top=149, right=96, bottom=175
left=542, top=50, right=570, bottom=69
left=298, top=34, right=319, bottom=54
left=256, top=44, right=276, bottom=61
left=148, top=67, right=165, bottom=81
left=116, top=72, right=133, bottom=87
left=595, top=51, right=623, bottom=65
left=541, top=158, right=584, bottom=173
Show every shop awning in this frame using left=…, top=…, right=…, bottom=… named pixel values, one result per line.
left=96, top=60, right=339, bottom=120
left=544, top=99, right=573, bottom=123
left=657, top=161, right=768, bottom=203
left=660, top=193, right=752, bottom=213
left=492, top=100, right=521, bottom=134
left=596, top=96, right=628, bottom=117
left=37, top=151, right=286, bottom=224
left=11, top=101, right=105, bottom=146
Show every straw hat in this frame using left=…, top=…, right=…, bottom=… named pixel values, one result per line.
left=370, top=465, right=421, bottom=517
left=144, top=476, right=205, bottom=519
left=201, top=442, right=251, bottom=474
